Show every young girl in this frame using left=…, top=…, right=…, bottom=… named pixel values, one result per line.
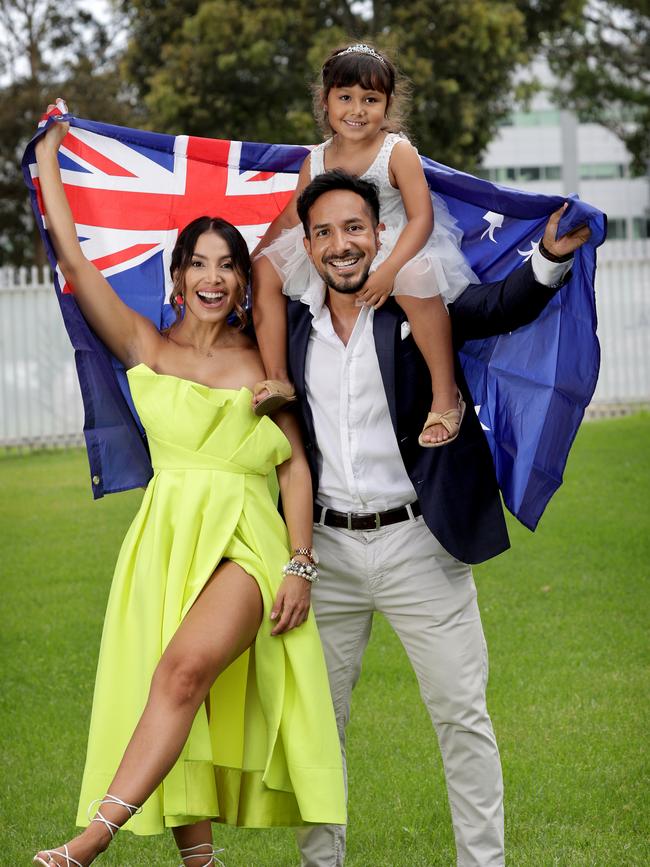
left=252, top=42, right=478, bottom=446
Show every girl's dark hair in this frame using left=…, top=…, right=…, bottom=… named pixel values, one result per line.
left=169, top=216, right=250, bottom=328
left=314, top=43, right=410, bottom=139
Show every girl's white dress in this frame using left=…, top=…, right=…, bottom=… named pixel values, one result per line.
left=261, top=133, right=478, bottom=305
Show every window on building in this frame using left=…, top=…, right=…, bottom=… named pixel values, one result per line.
left=519, top=166, right=542, bottom=181
left=477, top=165, right=563, bottom=184
left=509, top=110, right=562, bottom=127
left=579, top=163, right=626, bottom=180
left=607, top=218, right=628, bottom=240
left=481, top=167, right=513, bottom=182
left=632, top=217, right=650, bottom=239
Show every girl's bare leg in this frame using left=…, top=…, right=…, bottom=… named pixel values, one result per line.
left=252, top=256, right=291, bottom=404
left=34, top=561, right=263, bottom=867
left=395, top=294, right=460, bottom=444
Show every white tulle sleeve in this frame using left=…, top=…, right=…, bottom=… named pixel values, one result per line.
left=256, top=224, right=314, bottom=301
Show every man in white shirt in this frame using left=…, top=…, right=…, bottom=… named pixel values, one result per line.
left=284, top=170, right=589, bottom=867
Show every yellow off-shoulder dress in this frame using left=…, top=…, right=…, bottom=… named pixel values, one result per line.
left=76, top=364, right=346, bottom=834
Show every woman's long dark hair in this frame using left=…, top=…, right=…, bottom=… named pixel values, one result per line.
left=168, top=216, right=251, bottom=328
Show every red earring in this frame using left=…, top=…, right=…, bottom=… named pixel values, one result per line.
left=175, top=293, right=184, bottom=305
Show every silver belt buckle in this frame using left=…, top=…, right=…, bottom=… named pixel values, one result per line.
left=347, top=512, right=353, bottom=530
left=375, top=512, right=381, bottom=530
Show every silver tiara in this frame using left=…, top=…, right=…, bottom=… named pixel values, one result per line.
left=333, top=44, right=387, bottom=66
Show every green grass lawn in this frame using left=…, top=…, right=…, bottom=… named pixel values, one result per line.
left=1, top=414, right=648, bottom=866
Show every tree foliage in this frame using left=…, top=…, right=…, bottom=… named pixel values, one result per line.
left=143, top=0, right=326, bottom=143
left=547, top=0, right=650, bottom=174
left=118, top=0, right=203, bottom=127
left=0, top=0, right=133, bottom=265
left=126, top=0, right=584, bottom=169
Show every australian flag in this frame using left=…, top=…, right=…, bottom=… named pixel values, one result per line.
left=22, top=114, right=606, bottom=530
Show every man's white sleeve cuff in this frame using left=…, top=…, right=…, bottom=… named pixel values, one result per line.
left=531, top=248, right=572, bottom=287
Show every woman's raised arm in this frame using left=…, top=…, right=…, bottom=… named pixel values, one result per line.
left=35, top=112, right=162, bottom=369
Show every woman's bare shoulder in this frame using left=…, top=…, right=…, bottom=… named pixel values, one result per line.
left=229, top=335, right=266, bottom=389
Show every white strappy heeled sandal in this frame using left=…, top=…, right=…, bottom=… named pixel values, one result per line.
left=179, top=842, right=226, bottom=867
left=33, top=845, right=83, bottom=867
left=33, top=794, right=142, bottom=867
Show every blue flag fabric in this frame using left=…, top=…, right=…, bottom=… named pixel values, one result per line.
left=22, top=115, right=606, bottom=529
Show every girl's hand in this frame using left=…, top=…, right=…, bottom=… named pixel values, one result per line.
left=357, top=265, right=395, bottom=309
left=270, top=569, right=312, bottom=635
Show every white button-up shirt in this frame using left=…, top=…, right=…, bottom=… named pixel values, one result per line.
left=304, top=250, right=571, bottom=513
left=305, top=300, right=417, bottom=512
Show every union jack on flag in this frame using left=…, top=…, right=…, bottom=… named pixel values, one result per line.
left=23, top=114, right=606, bottom=530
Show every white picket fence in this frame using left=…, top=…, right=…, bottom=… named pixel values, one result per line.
left=1, top=241, right=649, bottom=448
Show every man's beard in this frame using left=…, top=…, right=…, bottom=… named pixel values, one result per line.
left=317, top=255, right=372, bottom=295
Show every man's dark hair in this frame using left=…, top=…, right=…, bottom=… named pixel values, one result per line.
left=297, top=169, right=380, bottom=235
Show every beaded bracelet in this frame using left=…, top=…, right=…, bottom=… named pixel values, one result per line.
left=283, top=558, right=319, bottom=584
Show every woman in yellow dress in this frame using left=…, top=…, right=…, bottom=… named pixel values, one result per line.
left=33, top=106, right=345, bottom=867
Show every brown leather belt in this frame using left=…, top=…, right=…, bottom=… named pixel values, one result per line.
left=317, top=501, right=421, bottom=531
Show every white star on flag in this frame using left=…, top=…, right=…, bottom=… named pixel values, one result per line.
left=480, top=211, right=504, bottom=242
left=474, top=405, right=490, bottom=432
left=517, top=239, right=541, bottom=262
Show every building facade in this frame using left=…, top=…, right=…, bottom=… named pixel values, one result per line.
left=479, top=92, right=649, bottom=241
left=478, top=75, right=650, bottom=409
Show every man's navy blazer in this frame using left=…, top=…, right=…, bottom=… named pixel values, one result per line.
left=287, top=260, right=566, bottom=565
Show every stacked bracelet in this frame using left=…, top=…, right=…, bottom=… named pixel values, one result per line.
left=291, top=546, right=318, bottom=564
left=283, top=558, right=319, bottom=584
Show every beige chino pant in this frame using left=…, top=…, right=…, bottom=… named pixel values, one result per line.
left=296, top=514, right=504, bottom=867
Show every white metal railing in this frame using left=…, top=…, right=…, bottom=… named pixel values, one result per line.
left=0, top=242, right=648, bottom=448
left=591, top=240, right=650, bottom=404
left=0, top=265, right=84, bottom=448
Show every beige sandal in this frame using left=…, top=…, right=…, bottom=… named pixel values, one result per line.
left=418, top=395, right=466, bottom=448
left=253, top=380, right=297, bottom=416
